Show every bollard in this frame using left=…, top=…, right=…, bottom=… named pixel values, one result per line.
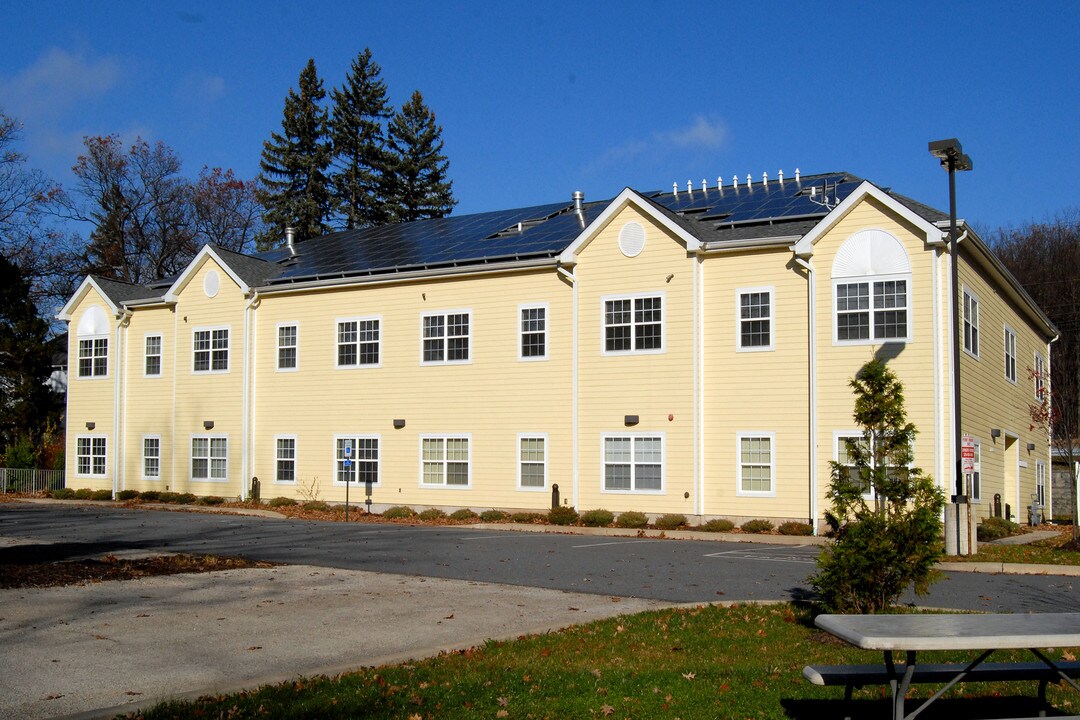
left=250, top=476, right=260, bottom=503
left=994, top=493, right=1002, bottom=518
left=1005, top=503, right=1011, bottom=522
left=551, top=483, right=560, bottom=509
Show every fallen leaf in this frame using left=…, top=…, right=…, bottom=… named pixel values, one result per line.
left=601, top=704, right=615, bottom=715
left=498, top=697, right=509, bottom=707
left=496, top=711, right=508, bottom=718
left=248, top=646, right=262, bottom=651
left=682, top=672, right=696, bottom=680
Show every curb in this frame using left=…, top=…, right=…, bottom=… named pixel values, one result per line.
left=12, top=497, right=286, bottom=519
left=469, top=522, right=827, bottom=545
left=938, top=561, right=1080, bottom=577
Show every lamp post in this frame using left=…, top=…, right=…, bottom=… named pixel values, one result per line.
left=929, top=138, right=973, bottom=554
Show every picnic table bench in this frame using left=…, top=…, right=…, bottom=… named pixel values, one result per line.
left=807, top=612, right=1080, bottom=720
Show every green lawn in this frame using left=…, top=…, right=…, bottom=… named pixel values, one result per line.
left=957, top=531, right=1080, bottom=566
left=124, top=604, right=1080, bottom=720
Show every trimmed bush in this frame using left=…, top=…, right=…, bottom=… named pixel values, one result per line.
left=778, top=521, right=813, bottom=536
left=510, top=511, right=543, bottom=523
left=267, top=496, right=298, bottom=507
left=199, top=495, right=226, bottom=506
left=302, top=501, right=330, bottom=512
left=978, top=516, right=1021, bottom=542
left=176, top=493, right=197, bottom=504
left=73, top=488, right=93, bottom=499
left=139, top=490, right=161, bottom=502
left=450, top=508, right=478, bottom=521
left=480, top=509, right=508, bottom=522
left=580, top=509, right=615, bottom=527
left=50, top=488, right=76, bottom=499
left=417, top=508, right=447, bottom=521
left=116, top=490, right=139, bottom=501
left=741, top=519, right=774, bottom=534
left=655, top=513, right=687, bottom=530
left=90, top=489, right=113, bottom=501
left=329, top=503, right=346, bottom=514
left=548, top=506, right=579, bottom=526
left=700, top=518, right=735, bottom=533
left=158, top=492, right=181, bottom=504
left=615, top=511, right=648, bottom=529
left=383, top=505, right=417, bottom=519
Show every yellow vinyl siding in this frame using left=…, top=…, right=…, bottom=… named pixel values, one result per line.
left=121, top=306, right=174, bottom=492
left=65, top=287, right=117, bottom=491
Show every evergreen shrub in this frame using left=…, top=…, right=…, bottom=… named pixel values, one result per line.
left=547, top=506, right=579, bottom=525
left=383, top=505, right=416, bottom=519
left=615, top=511, right=648, bottom=529
left=580, top=509, right=615, bottom=527
left=417, top=508, right=447, bottom=521
left=116, top=490, right=139, bottom=501
left=655, top=514, right=687, bottom=530
left=778, top=521, right=813, bottom=536
left=741, top=519, right=773, bottom=533
left=267, top=496, right=297, bottom=507
left=450, top=508, right=478, bottom=521
left=700, top=518, right=735, bottom=532
left=479, top=510, right=508, bottom=522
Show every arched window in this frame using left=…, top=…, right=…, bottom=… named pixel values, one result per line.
left=831, top=229, right=912, bottom=344
left=76, top=305, right=110, bottom=377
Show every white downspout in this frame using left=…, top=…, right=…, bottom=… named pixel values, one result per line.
left=557, top=265, right=578, bottom=509
left=241, top=291, right=259, bottom=501
left=113, top=310, right=131, bottom=498
left=932, top=247, right=945, bottom=505
left=693, top=252, right=702, bottom=517
left=794, top=256, right=817, bottom=533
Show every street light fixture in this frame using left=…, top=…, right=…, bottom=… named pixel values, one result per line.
left=929, top=137, right=973, bottom=554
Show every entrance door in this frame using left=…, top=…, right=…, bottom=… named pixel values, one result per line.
left=1004, top=434, right=1018, bottom=521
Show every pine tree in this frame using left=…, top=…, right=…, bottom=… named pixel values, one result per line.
left=329, top=49, right=392, bottom=230
left=257, top=59, right=332, bottom=248
left=385, top=90, right=455, bottom=223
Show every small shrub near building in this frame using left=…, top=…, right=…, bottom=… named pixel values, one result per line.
left=777, top=521, right=813, bottom=536
left=198, top=496, right=226, bottom=506
left=615, top=511, right=648, bottom=529
left=480, top=509, right=508, bottom=522
left=158, top=492, right=182, bottom=503
left=267, top=496, right=297, bottom=508
left=977, top=516, right=1021, bottom=542
left=655, top=514, right=687, bottom=530
left=383, top=505, right=416, bottom=519
left=176, top=493, right=197, bottom=504
left=548, top=506, right=579, bottom=525
left=449, top=508, right=478, bottom=521
left=139, top=490, right=161, bottom=502
left=417, top=508, right=447, bottom=521
left=116, top=490, right=139, bottom=501
left=49, top=488, right=75, bottom=499
left=741, top=519, right=774, bottom=534
left=90, top=489, right=113, bottom=501
left=510, top=511, right=544, bottom=523
left=700, top=518, right=735, bottom=532
left=73, top=488, right=93, bottom=499
left=301, top=501, right=330, bottom=512
left=580, top=509, right=615, bottom=527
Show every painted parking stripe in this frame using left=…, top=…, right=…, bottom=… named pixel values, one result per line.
left=704, top=550, right=816, bottom=564
left=571, top=540, right=666, bottom=548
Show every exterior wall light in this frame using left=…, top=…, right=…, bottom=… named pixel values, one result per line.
left=624, top=415, right=639, bottom=426
left=85, top=421, right=95, bottom=430
left=990, top=428, right=1001, bottom=439
left=393, top=419, right=406, bottom=429
left=203, top=420, right=215, bottom=430
left=1027, top=442, right=1036, bottom=452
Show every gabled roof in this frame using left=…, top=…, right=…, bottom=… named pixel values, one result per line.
left=162, top=243, right=275, bottom=302
left=56, top=275, right=155, bottom=320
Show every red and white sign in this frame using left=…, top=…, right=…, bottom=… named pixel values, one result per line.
left=961, top=434, right=976, bottom=473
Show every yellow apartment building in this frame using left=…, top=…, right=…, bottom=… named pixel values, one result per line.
left=58, top=172, right=1057, bottom=532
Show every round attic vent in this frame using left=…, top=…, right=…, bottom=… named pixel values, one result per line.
left=203, top=270, right=220, bottom=298
left=619, top=221, right=646, bottom=258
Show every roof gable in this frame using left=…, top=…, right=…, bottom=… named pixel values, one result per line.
left=163, top=244, right=254, bottom=302
left=57, top=276, right=127, bottom=320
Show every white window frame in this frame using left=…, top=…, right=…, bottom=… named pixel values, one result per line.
left=834, top=430, right=917, bottom=499
left=736, top=432, right=776, bottom=497
left=276, top=323, right=299, bottom=372
left=142, top=435, right=161, bottom=480
left=602, top=293, right=665, bottom=356
left=963, top=287, right=980, bottom=358
left=832, top=274, right=912, bottom=345
left=1036, top=459, right=1047, bottom=507
left=736, top=287, right=774, bottom=352
left=600, top=433, right=665, bottom=494
left=77, top=336, right=109, bottom=378
left=336, top=316, right=381, bottom=369
left=274, top=434, right=297, bottom=484
left=1034, top=351, right=1047, bottom=401
left=518, top=304, right=548, bottom=361
left=1004, top=325, right=1017, bottom=383
left=421, top=310, right=471, bottom=365
left=75, top=435, right=107, bottom=477
left=419, top=434, right=472, bottom=488
left=192, top=326, right=230, bottom=374
left=517, top=433, right=548, bottom=490
left=969, top=438, right=982, bottom=502
left=144, top=334, right=162, bottom=377
left=334, top=434, right=381, bottom=486
left=190, top=434, right=228, bottom=482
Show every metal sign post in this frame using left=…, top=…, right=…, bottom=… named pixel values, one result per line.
left=343, top=443, right=352, bottom=521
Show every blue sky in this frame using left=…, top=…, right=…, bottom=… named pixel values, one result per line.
left=3, top=1, right=1078, bottom=236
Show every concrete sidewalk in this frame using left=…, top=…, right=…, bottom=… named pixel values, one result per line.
left=0, top=565, right=677, bottom=720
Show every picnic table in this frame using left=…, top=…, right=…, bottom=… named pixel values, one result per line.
left=806, top=612, right=1080, bottom=720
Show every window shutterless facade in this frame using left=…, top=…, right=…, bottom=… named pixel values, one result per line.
left=76, top=435, right=107, bottom=477
left=191, top=435, right=228, bottom=481
left=420, top=435, right=470, bottom=487
left=519, top=304, right=547, bottom=360
left=603, top=294, right=663, bottom=354
left=834, top=278, right=909, bottom=342
left=193, top=328, right=229, bottom=373
left=1004, top=326, right=1017, bottom=383
left=78, top=337, right=108, bottom=377
left=602, top=434, right=663, bottom=492
left=277, top=323, right=298, bottom=371
left=963, top=288, right=979, bottom=357
left=275, top=436, right=296, bottom=483
left=144, top=335, right=162, bottom=377
left=1035, top=352, right=1047, bottom=400
left=422, top=312, right=470, bottom=364
left=1036, top=460, right=1047, bottom=507
left=737, top=287, right=773, bottom=351
left=142, top=436, right=160, bottom=480
left=518, top=434, right=547, bottom=490
left=737, top=432, right=775, bottom=496
left=335, top=436, right=379, bottom=485
left=336, top=317, right=380, bottom=367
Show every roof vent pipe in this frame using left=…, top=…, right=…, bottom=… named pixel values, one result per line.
left=572, top=190, right=585, bottom=228
left=285, top=226, right=297, bottom=256
left=795, top=168, right=801, bottom=183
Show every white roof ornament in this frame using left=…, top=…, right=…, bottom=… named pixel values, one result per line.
left=701, top=179, right=707, bottom=193
left=778, top=169, right=784, bottom=184
left=717, top=176, right=723, bottom=190
left=763, top=171, right=769, bottom=187
left=795, top=168, right=801, bottom=183
left=687, top=179, right=693, bottom=194
left=673, top=181, right=678, bottom=197
left=746, top=174, right=752, bottom=189
left=732, top=174, right=739, bottom=188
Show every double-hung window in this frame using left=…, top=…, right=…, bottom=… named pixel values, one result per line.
left=191, top=435, right=228, bottom=481
left=1035, top=352, right=1047, bottom=400
left=835, top=280, right=908, bottom=342
left=275, top=436, right=296, bottom=483
left=78, top=337, right=109, bottom=377
left=144, top=335, right=162, bottom=376
left=737, top=433, right=775, bottom=495
left=142, top=436, right=160, bottom=480
left=193, top=328, right=229, bottom=372
left=737, top=288, right=773, bottom=351
left=602, top=434, right=663, bottom=492
left=518, top=435, right=547, bottom=489
left=277, top=324, right=298, bottom=370
left=519, top=305, right=547, bottom=360
left=335, top=436, right=379, bottom=485
left=421, top=435, right=470, bottom=487
left=835, top=432, right=915, bottom=498
left=422, top=312, right=470, bottom=364
left=603, top=294, right=663, bottom=354
left=1004, top=326, right=1017, bottom=383
left=1036, top=460, right=1047, bottom=507
left=76, top=436, right=107, bottom=477
left=969, top=439, right=982, bottom=501
left=337, top=318, right=380, bottom=367
left=963, top=289, right=979, bottom=357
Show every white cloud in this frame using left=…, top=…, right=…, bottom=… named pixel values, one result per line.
left=175, top=73, right=226, bottom=107
left=585, top=115, right=728, bottom=173
left=0, top=47, right=121, bottom=121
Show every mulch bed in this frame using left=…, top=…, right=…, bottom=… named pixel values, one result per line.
left=0, top=553, right=277, bottom=589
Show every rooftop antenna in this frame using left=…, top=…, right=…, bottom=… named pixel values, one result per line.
left=808, top=178, right=839, bottom=210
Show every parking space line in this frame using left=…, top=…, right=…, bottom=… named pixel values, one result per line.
left=571, top=540, right=665, bottom=548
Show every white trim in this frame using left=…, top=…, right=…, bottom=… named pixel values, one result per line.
left=57, top=276, right=122, bottom=320
left=968, top=436, right=983, bottom=502
left=273, top=434, right=297, bottom=484
left=735, top=286, right=775, bottom=352
left=600, top=432, right=665, bottom=495
left=600, top=292, right=665, bottom=356
left=162, top=245, right=251, bottom=303
left=333, top=434, right=381, bottom=486
left=516, top=433, right=548, bottom=491
left=190, top=433, right=229, bottom=483
left=74, top=434, right=108, bottom=478
left=962, top=286, right=980, bottom=359
left=1003, top=324, right=1018, bottom=384
left=1034, top=350, right=1047, bottom=401
left=517, top=303, right=549, bottom=361
left=420, top=309, right=472, bottom=366
left=141, top=434, right=161, bottom=480
left=418, top=434, right=472, bottom=489
left=831, top=273, right=913, bottom=345
left=275, top=321, right=299, bottom=372
left=75, top=334, right=110, bottom=379
left=736, top=431, right=777, bottom=497
left=191, top=325, right=231, bottom=374
left=143, top=333, right=163, bottom=378
left=335, top=315, right=382, bottom=369
left=570, top=269, right=580, bottom=509
left=694, top=253, right=703, bottom=516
